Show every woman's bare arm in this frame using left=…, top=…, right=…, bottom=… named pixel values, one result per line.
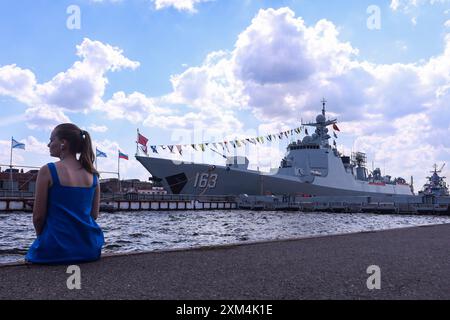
left=33, top=165, right=50, bottom=235
left=91, top=182, right=100, bottom=220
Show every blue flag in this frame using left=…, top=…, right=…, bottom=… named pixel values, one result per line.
left=11, top=138, right=25, bottom=150
left=96, top=148, right=107, bottom=158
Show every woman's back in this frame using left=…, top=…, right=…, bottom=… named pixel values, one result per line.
left=25, top=162, right=104, bottom=264
left=54, top=161, right=93, bottom=188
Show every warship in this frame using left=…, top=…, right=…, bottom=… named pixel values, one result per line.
left=136, top=101, right=414, bottom=197
left=419, top=164, right=449, bottom=197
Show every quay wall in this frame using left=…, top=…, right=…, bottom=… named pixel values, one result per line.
left=0, top=194, right=238, bottom=213
left=1, top=193, right=450, bottom=215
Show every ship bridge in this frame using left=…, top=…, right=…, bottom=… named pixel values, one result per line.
left=278, top=99, right=339, bottom=179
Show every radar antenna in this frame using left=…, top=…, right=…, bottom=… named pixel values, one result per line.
left=431, top=163, right=446, bottom=174
left=351, top=152, right=367, bottom=168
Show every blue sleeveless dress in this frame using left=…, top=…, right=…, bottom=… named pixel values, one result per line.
left=25, top=163, right=104, bottom=264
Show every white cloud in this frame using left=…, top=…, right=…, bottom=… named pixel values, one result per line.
left=164, top=51, right=247, bottom=109
left=352, top=112, right=450, bottom=190
left=0, top=114, right=26, bottom=128
left=163, top=8, right=366, bottom=126
left=0, top=38, right=139, bottom=130
left=76, top=38, right=139, bottom=72
left=168, top=7, right=450, bottom=125
left=152, top=0, right=212, bottom=13
left=0, top=64, right=36, bottom=105
left=35, top=38, right=139, bottom=113
left=0, top=140, right=12, bottom=165
left=0, top=37, right=243, bottom=140
left=24, top=106, right=71, bottom=131
left=234, top=10, right=357, bottom=85
left=98, top=90, right=244, bottom=149
left=390, top=0, right=400, bottom=10
left=153, top=50, right=246, bottom=134
left=390, top=0, right=450, bottom=12
left=25, top=136, right=51, bottom=155
left=445, top=19, right=450, bottom=27
left=89, top=125, right=109, bottom=133
left=231, top=8, right=361, bottom=122
left=390, top=0, right=450, bottom=25
left=100, top=91, right=171, bottom=123
left=143, top=106, right=243, bottom=133
left=90, top=0, right=210, bottom=13
left=94, top=139, right=123, bottom=159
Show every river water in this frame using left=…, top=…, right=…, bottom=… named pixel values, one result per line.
left=1, top=210, right=450, bottom=264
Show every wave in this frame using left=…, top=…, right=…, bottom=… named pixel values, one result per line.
left=0, top=248, right=27, bottom=255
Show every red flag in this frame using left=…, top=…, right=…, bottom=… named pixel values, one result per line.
left=137, top=133, right=148, bottom=146
left=333, top=123, right=340, bottom=132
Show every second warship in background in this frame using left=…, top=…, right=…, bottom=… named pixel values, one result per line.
left=419, top=164, right=449, bottom=197
left=136, top=101, right=414, bottom=197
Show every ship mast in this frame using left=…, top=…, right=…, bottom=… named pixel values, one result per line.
left=321, top=98, right=326, bottom=116
left=300, top=98, right=337, bottom=148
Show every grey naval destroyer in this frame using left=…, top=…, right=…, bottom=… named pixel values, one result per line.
left=136, top=101, right=414, bottom=197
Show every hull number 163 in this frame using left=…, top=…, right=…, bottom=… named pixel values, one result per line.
left=193, top=173, right=218, bottom=188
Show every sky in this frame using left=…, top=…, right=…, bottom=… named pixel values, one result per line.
left=1, top=0, right=450, bottom=191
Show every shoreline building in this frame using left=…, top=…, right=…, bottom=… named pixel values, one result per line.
left=0, top=168, right=166, bottom=196
left=0, top=168, right=38, bottom=195
left=100, top=178, right=167, bottom=195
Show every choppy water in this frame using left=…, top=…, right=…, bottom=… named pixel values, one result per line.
left=1, top=210, right=450, bottom=264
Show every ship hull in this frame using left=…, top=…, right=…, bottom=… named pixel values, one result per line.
left=136, top=156, right=412, bottom=197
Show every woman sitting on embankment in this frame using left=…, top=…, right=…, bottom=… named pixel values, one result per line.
left=25, top=124, right=104, bottom=264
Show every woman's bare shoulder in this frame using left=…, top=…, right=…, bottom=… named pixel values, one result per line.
left=39, top=164, right=50, bottom=174
left=37, top=164, right=51, bottom=184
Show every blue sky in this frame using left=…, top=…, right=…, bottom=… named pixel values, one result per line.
left=1, top=0, right=450, bottom=190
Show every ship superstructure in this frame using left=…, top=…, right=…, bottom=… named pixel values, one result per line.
left=419, top=164, right=449, bottom=197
